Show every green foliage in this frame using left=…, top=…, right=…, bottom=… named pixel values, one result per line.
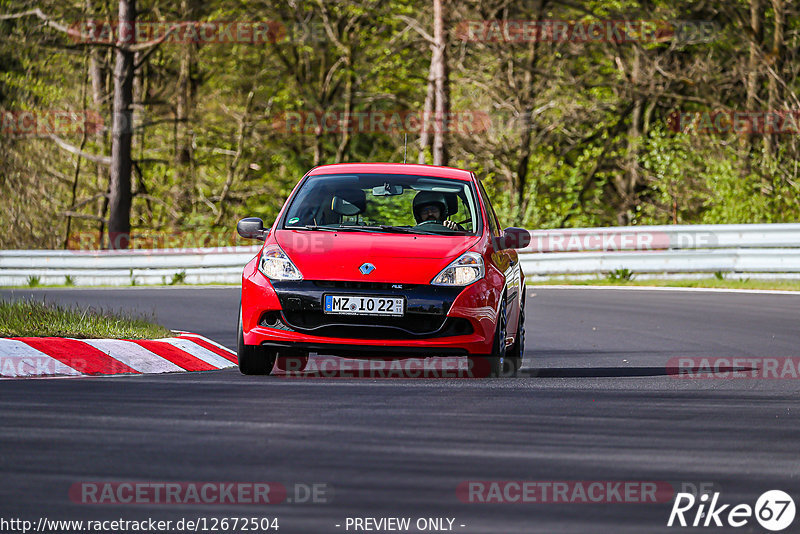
left=169, top=270, right=187, bottom=285
left=26, top=275, right=40, bottom=288
left=1, top=0, right=799, bottom=250
left=638, top=126, right=800, bottom=225
left=0, top=299, right=171, bottom=339
left=606, top=268, right=634, bottom=282
left=363, top=189, right=418, bottom=227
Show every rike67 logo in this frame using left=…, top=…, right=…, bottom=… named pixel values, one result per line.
left=668, top=490, right=795, bottom=531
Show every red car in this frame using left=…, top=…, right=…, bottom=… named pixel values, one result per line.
left=236, top=163, right=530, bottom=377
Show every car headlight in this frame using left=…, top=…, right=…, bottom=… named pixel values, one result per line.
left=258, top=245, right=303, bottom=281
left=431, top=252, right=484, bottom=286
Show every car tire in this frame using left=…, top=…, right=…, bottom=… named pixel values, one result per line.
left=506, top=300, right=525, bottom=376
left=468, top=297, right=507, bottom=378
left=274, top=349, right=309, bottom=373
left=237, top=312, right=277, bottom=375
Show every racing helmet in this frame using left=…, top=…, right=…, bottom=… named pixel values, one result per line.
left=413, top=191, right=448, bottom=223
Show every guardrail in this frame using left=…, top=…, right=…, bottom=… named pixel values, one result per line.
left=1, top=223, right=799, bottom=286
left=518, top=223, right=800, bottom=278
left=0, top=246, right=260, bottom=286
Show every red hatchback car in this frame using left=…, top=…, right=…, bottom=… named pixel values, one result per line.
left=236, top=163, right=530, bottom=377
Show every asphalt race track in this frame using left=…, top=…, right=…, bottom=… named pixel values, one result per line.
left=1, top=287, right=799, bottom=533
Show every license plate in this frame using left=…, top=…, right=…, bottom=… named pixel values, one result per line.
left=323, top=295, right=405, bottom=316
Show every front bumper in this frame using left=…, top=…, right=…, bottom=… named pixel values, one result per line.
left=269, top=280, right=469, bottom=338
left=241, top=260, right=503, bottom=356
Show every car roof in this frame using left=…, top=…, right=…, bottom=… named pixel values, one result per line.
left=307, top=163, right=474, bottom=181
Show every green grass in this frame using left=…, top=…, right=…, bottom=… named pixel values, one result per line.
left=0, top=299, right=173, bottom=339
left=169, top=270, right=187, bottom=285
left=0, top=282, right=238, bottom=289
left=605, top=268, right=634, bottom=282
left=529, top=277, right=800, bottom=291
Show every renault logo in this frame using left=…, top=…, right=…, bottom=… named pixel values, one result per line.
left=359, top=263, right=376, bottom=275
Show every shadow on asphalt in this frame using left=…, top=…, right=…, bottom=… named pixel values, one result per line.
left=523, top=366, right=757, bottom=378
left=269, top=366, right=758, bottom=379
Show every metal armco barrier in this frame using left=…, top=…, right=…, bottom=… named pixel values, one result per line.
left=0, top=246, right=260, bottom=286
left=518, top=223, right=800, bottom=278
left=1, top=224, right=799, bottom=286
left=519, top=248, right=800, bottom=277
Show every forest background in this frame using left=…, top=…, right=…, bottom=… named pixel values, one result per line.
left=1, top=0, right=798, bottom=249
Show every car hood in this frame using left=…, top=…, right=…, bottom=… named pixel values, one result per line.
left=275, top=230, right=480, bottom=284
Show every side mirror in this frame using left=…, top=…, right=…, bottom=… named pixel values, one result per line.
left=495, top=227, right=531, bottom=250
left=237, top=217, right=268, bottom=241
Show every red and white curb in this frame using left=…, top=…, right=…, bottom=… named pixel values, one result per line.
left=0, top=332, right=237, bottom=378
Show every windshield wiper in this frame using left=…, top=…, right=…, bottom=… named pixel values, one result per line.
left=291, top=225, right=443, bottom=235
left=288, top=225, right=340, bottom=232
left=290, top=225, right=383, bottom=233
left=371, top=225, right=441, bottom=235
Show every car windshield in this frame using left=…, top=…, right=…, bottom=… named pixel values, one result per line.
left=282, top=173, right=481, bottom=235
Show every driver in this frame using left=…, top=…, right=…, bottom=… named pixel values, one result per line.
left=412, top=191, right=461, bottom=230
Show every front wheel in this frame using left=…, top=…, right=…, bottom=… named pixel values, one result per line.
left=237, top=313, right=277, bottom=375
left=506, top=301, right=525, bottom=376
left=468, top=298, right=508, bottom=378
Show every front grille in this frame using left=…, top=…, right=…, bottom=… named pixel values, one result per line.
left=281, top=310, right=445, bottom=338
left=314, top=281, right=416, bottom=290
left=273, top=312, right=473, bottom=340
left=266, top=280, right=468, bottom=340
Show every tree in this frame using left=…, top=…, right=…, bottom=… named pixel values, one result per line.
left=106, top=0, right=135, bottom=249
left=431, top=0, right=450, bottom=166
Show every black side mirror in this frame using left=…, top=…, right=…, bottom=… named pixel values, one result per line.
left=237, top=217, right=268, bottom=241
left=495, top=227, right=531, bottom=250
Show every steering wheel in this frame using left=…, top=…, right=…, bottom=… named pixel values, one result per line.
left=414, top=220, right=449, bottom=230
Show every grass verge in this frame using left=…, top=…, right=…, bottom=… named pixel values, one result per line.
left=0, top=299, right=172, bottom=339
left=528, top=277, right=800, bottom=291
left=0, top=282, right=238, bottom=290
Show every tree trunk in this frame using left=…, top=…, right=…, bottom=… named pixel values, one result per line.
left=513, top=0, right=546, bottom=224
left=620, top=45, right=643, bottom=226
left=335, top=55, right=354, bottom=163
left=64, top=60, right=90, bottom=249
left=431, top=0, right=449, bottom=166
left=743, top=0, right=763, bottom=152
left=418, top=58, right=435, bottom=164
left=174, top=0, right=196, bottom=219
left=86, top=0, right=109, bottom=248
left=107, top=0, right=135, bottom=249
left=745, top=0, right=763, bottom=110
left=765, top=0, right=784, bottom=220
left=764, top=0, right=784, bottom=157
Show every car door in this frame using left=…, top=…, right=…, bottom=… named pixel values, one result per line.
left=476, top=180, right=522, bottom=336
